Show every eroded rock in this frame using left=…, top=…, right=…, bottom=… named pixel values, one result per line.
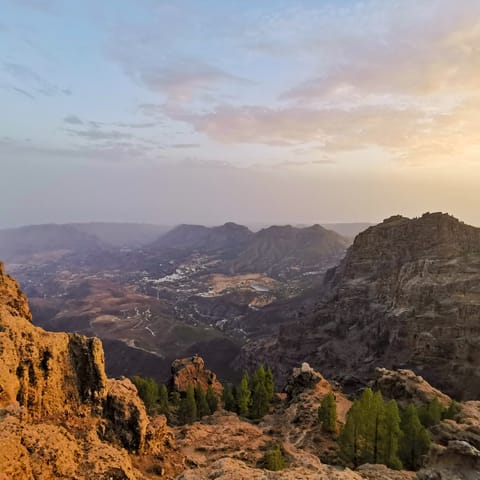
left=171, top=354, right=223, bottom=395
left=418, top=440, right=480, bottom=480
left=0, top=262, right=179, bottom=479
left=370, top=368, right=451, bottom=408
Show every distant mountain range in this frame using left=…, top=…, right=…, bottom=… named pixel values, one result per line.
left=0, top=222, right=171, bottom=261
left=0, top=224, right=103, bottom=261
left=0, top=221, right=370, bottom=264
left=0, top=221, right=351, bottom=277
left=147, top=222, right=349, bottom=276
left=0, top=220, right=351, bottom=384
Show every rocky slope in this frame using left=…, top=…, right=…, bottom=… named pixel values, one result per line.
left=242, top=213, right=480, bottom=399
left=175, top=363, right=413, bottom=480
left=0, top=261, right=182, bottom=479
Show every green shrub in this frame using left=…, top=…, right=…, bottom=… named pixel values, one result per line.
left=264, top=444, right=286, bottom=471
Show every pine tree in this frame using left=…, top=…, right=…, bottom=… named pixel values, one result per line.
left=399, top=404, right=431, bottom=470
left=206, top=385, right=218, bottom=414
left=250, top=365, right=271, bottom=419
left=236, top=372, right=251, bottom=417
left=158, top=384, right=170, bottom=416
left=179, top=383, right=197, bottom=424
left=379, top=400, right=403, bottom=469
left=418, top=397, right=443, bottom=427
left=264, top=444, right=286, bottom=471
left=251, top=379, right=269, bottom=419
left=318, top=391, right=337, bottom=433
left=340, top=389, right=402, bottom=469
left=371, top=390, right=386, bottom=464
left=357, top=387, right=376, bottom=463
left=195, top=385, right=210, bottom=418
left=231, top=385, right=238, bottom=409
left=339, top=401, right=362, bottom=467
left=265, top=367, right=275, bottom=402
left=132, top=376, right=159, bottom=413
left=252, top=364, right=266, bottom=387
left=221, top=384, right=236, bottom=412
left=169, top=391, right=181, bottom=407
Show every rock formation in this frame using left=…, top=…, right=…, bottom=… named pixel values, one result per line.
left=363, top=365, right=480, bottom=479
left=417, top=400, right=480, bottom=479
left=370, top=368, right=451, bottom=408
left=175, top=363, right=411, bottom=480
left=242, top=213, right=480, bottom=399
left=418, top=440, right=480, bottom=480
left=0, top=261, right=181, bottom=479
left=170, top=355, right=223, bottom=395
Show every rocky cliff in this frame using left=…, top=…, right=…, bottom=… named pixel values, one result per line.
left=0, top=261, right=181, bottom=479
left=242, top=213, right=480, bottom=398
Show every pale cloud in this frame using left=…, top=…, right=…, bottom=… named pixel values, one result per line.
left=282, top=18, right=480, bottom=102
left=0, top=136, right=156, bottom=164
left=2, top=62, right=71, bottom=97
left=65, top=128, right=133, bottom=141
left=170, top=97, right=480, bottom=164
left=63, top=115, right=83, bottom=125
left=151, top=1, right=480, bottom=165
left=10, top=86, right=36, bottom=100
left=139, top=61, right=248, bottom=105
left=172, top=104, right=422, bottom=149
left=112, top=121, right=158, bottom=129
left=170, top=143, right=200, bottom=149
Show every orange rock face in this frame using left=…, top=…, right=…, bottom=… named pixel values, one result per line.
left=0, top=261, right=182, bottom=479
left=171, top=355, right=223, bottom=395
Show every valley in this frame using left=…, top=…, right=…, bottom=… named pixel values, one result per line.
left=1, top=221, right=350, bottom=384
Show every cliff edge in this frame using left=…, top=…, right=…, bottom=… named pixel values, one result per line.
left=0, top=261, right=181, bottom=479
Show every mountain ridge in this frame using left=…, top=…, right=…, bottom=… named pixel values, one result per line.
left=241, top=212, right=480, bottom=399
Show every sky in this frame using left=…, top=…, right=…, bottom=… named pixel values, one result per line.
left=1, top=0, right=480, bottom=228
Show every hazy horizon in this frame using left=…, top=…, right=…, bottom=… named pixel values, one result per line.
left=2, top=1, right=480, bottom=228
left=0, top=217, right=376, bottom=230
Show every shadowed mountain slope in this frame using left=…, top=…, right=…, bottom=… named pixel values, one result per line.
left=242, top=212, right=480, bottom=399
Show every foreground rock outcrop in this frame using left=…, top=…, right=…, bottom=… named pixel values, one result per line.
left=243, top=213, right=480, bottom=399
left=175, top=364, right=413, bottom=480
left=0, top=261, right=181, bottom=479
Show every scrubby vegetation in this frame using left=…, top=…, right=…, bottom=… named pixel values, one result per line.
left=132, top=364, right=275, bottom=424
left=131, top=377, right=219, bottom=424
